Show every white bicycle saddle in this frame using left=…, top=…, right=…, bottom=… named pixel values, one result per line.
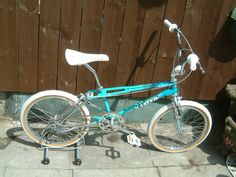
left=65, top=49, right=109, bottom=66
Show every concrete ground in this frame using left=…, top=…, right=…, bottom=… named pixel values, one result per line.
left=0, top=114, right=232, bottom=177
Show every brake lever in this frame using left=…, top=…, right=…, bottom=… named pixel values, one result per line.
left=197, top=62, right=205, bottom=74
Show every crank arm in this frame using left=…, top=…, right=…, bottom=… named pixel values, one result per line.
left=112, top=125, right=135, bottom=135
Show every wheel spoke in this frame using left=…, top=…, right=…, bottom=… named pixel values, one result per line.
left=149, top=102, right=211, bottom=152
left=22, top=94, right=89, bottom=147
left=28, top=105, right=52, bottom=123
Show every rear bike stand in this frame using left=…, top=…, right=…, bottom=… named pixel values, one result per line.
left=41, top=147, right=50, bottom=165
left=73, top=141, right=82, bottom=165
left=40, top=140, right=84, bottom=166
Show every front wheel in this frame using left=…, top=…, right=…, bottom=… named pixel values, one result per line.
left=21, top=90, right=90, bottom=147
left=148, top=100, right=212, bottom=152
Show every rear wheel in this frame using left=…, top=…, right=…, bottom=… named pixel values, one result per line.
left=148, top=100, right=212, bottom=152
left=21, top=90, right=90, bottom=147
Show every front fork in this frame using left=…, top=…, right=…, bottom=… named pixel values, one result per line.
left=172, top=96, right=184, bottom=134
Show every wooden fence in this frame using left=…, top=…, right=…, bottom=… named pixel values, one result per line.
left=0, top=0, right=236, bottom=100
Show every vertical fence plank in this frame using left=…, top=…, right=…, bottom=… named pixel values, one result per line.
left=38, top=0, right=61, bottom=91
left=97, top=0, right=126, bottom=88
left=181, top=0, right=206, bottom=47
left=133, top=2, right=167, bottom=97
left=183, top=0, right=223, bottom=99
left=199, top=0, right=236, bottom=99
left=18, top=0, right=39, bottom=92
left=114, top=0, right=145, bottom=87
left=76, top=0, right=105, bottom=93
left=151, top=0, right=187, bottom=95
left=178, top=0, right=206, bottom=99
left=57, top=0, right=82, bottom=93
left=216, top=0, right=236, bottom=99
left=181, top=0, right=222, bottom=99
left=0, top=0, right=18, bottom=91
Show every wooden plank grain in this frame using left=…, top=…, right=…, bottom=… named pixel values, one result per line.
left=181, top=0, right=222, bottom=99
left=183, top=0, right=223, bottom=100
left=199, top=0, right=236, bottom=100
left=76, top=0, right=105, bottom=94
left=38, top=0, right=61, bottom=91
left=114, top=0, right=145, bottom=87
left=97, top=0, right=126, bottom=88
left=0, top=0, right=18, bottom=91
left=18, top=0, right=39, bottom=92
left=151, top=0, right=187, bottom=95
left=133, top=2, right=167, bottom=98
left=178, top=0, right=206, bottom=99
left=215, top=0, right=236, bottom=100
left=57, top=0, right=82, bottom=93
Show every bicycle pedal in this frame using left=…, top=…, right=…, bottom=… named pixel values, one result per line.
left=127, top=134, right=141, bottom=147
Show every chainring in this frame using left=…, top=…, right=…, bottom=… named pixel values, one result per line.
left=99, top=112, right=124, bottom=132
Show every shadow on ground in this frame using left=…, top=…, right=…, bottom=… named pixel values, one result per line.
left=5, top=101, right=227, bottom=166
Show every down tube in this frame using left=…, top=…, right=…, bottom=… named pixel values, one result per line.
left=118, top=88, right=178, bottom=116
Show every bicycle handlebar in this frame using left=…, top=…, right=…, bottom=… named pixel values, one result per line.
left=164, top=19, right=178, bottom=32
left=164, top=19, right=205, bottom=75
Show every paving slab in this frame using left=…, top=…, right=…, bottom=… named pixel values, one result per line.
left=0, top=119, right=232, bottom=177
left=0, top=120, right=71, bottom=169
left=0, top=168, right=4, bottom=177
left=147, top=143, right=225, bottom=167
left=137, top=122, right=226, bottom=167
left=158, top=164, right=231, bottom=177
left=0, top=141, right=72, bottom=169
left=4, top=168, right=72, bottom=177
left=69, top=129, right=153, bottom=169
left=73, top=168, right=160, bottom=177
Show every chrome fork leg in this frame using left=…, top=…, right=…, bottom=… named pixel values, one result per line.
left=172, top=96, right=184, bottom=134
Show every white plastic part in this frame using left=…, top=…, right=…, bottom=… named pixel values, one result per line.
left=174, top=65, right=182, bottom=73
left=65, top=49, right=109, bottom=66
left=164, top=19, right=178, bottom=32
left=148, top=100, right=212, bottom=152
left=187, top=54, right=199, bottom=71
left=164, top=19, right=172, bottom=28
left=127, top=133, right=141, bottom=147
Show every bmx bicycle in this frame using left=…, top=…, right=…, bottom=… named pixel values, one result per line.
left=20, top=20, right=212, bottom=160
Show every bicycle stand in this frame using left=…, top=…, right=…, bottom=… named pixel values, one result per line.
left=41, top=140, right=83, bottom=166
left=73, top=141, right=82, bottom=165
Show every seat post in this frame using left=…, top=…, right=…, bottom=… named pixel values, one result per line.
left=84, top=64, right=103, bottom=89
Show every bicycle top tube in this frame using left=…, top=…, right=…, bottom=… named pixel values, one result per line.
left=86, top=80, right=178, bottom=119
left=86, top=81, right=178, bottom=100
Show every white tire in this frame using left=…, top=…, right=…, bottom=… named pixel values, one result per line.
left=21, top=90, right=90, bottom=147
left=148, top=100, right=212, bottom=152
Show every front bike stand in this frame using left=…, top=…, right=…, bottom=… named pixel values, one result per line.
left=73, top=141, right=82, bottom=165
left=41, top=147, right=50, bottom=165
left=41, top=140, right=83, bottom=165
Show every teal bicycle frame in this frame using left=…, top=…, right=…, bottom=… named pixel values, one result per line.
left=85, top=80, right=179, bottom=123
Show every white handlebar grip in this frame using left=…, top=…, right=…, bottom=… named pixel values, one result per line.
left=164, top=19, right=178, bottom=32
left=187, top=54, right=199, bottom=71
left=164, top=19, right=172, bottom=28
